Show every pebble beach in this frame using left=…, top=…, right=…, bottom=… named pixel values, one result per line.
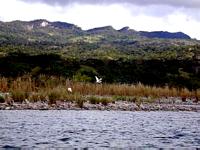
left=1, top=97, right=200, bottom=111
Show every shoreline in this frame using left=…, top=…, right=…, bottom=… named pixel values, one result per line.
left=1, top=100, right=200, bottom=112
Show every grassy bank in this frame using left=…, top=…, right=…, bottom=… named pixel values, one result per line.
left=0, top=75, right=199, bottom=106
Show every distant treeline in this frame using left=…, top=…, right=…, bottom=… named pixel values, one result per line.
left=0, top=52, right=199, bottom=90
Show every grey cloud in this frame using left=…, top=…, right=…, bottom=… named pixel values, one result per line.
left=19, top=0, right=200, bottom=8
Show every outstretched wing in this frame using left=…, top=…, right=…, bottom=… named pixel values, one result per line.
left=95, top=76, right=102, bottom=83
left=95, top=76, right=99, bottom=82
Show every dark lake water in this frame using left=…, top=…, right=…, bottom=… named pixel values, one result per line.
left=0, top=110, right=200, bottom=149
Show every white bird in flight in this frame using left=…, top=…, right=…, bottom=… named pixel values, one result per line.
left=95, top=76, right=102, bottom=83
left=67, top=87, right=72, bottom=93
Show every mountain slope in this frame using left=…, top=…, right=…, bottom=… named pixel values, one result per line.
left=0, top=19, right=83, bottom=44
left=0, top=19, right=193, bottom=43
left=0, top=19, right=199, bottom=60
left=139, top=31, right=191, bottom=39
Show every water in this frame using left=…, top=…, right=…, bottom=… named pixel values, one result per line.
left=0, top=110, right=200, bottom=149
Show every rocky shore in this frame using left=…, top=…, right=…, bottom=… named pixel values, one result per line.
left=0, top=98, right=200, bottom=111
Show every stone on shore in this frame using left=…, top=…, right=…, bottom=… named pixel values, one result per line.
left=0, top=97, right=200, bottom=111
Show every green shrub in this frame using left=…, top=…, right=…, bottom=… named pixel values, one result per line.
left=76, top=99, right=84, bottom=108
left=74, top=95, right=85, bottom=108
left=48, top=90, right=60, bottom=105
left=101, top=98, right=111, bottom=106
left=48, top=92, right=60, bottom=101
left=129, top=97, right=137, bottom=103
left=64, top=94, right=75, bottom=102
left=0, top=95, right=5, bottom=103
left=114, top=96, right=127, bottom=101
left=73, top=65, right=97, bottom=82
left=89, top=96, right=100, bottom=104
left=73, top=73, right=92, bottom=82
left=11, top=90, right=29, bottom=103
left=113, top=96, right=136, bottom=102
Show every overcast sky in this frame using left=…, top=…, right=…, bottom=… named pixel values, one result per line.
left=0, top=0, right=200, bottom=39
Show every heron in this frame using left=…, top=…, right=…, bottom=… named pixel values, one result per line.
left=67, top=87, right=72, bottom=93
left=95, top=76, right=102, bottom=83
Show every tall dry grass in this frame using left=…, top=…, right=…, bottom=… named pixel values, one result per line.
left=0, top=75, right=199, bottom=102
left=71, top=82, right=199, bottom=98
left=0, top=77, right=9, bottom=92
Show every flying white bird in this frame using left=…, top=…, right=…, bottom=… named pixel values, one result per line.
left=67, top=87, right=72, bottom=93
left=95, top=76, right=102, bottom=83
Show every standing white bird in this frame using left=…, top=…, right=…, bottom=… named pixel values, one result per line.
left=67, top=87, right=72, bottom=93
left=95, top=76, right=102, bottom=83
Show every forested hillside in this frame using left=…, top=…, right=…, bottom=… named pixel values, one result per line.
left=0, top=19, right=199, bottom=89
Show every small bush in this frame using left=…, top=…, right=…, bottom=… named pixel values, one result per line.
left=74, top=95, right=85, bottom=108
left=64, top=94, right=75, bottom=102
left=76, top=99, right=84, bottom=108
left=135, top=97, right=142, bottom=107
left=63, top=94, right=80, bottom=102
left=48, top=92, right=60, bottom=101
left=29, top=93, right=41, bottom=102
left=114, top=96, right=127, bottom=101
left=129, top=97, right=137, bottom=103
left=11, top=90, right=29, bottom=103
left=89, top=96, right=100, bottom=104
left=38, top=92, right=47, bottom=102
left=0, top=95, right=5, bottom=103
left=101, top=98, right=111, bottom=106
left=48, top=91, right=60, bottom=105
left=47, top=87, right=64, bottom=104
left=113, top=96, right=136, bottom=102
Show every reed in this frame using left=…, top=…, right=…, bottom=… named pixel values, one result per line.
left=0, top=77, right=8, bottom=92
left=29, top=92, right=42, bottom=102
left=0, top=75, right=199, bottom=102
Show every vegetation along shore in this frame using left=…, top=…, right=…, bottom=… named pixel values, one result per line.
left=0, top=76, right=199, bottom=111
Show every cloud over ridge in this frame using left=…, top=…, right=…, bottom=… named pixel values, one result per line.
left=20, top=0, right=200, bottom=8
left=1, top=0, right=199, bottom=39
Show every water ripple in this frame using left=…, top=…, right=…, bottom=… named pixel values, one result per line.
left=0, top=110, right=200, bottom=148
